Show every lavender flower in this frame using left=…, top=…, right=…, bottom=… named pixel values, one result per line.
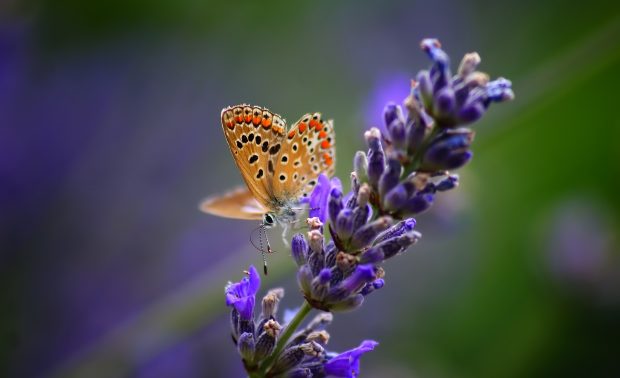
left=226, top=265, right=260, bottom=321
left=294, top=174, right=420, bottom=312
left=354, top=39, right=513, bottom=219
left=221, top=38, right=513, bottom=377
left=323, top=340, right=379, bottom=378
left=309, top=174, right=342, bottom=223
left=417, top=38, right=514, bottom=128
left=225, top=266, right=377, bottom=377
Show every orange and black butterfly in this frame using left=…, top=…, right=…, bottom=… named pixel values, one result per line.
left=200, top=105, right=336, bottom=273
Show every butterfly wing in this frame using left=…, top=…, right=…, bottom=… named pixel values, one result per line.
left=220, top=105, right=288, bottom=210
left=200, top=187, right=267, bottom=220
left=269, top=112, right=336, bottom=200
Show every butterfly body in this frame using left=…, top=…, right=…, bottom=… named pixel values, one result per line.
left=201, top=104, right=336, bottom=229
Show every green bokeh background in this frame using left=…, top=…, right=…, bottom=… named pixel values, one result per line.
left=3, top=0, right=620, bottom=377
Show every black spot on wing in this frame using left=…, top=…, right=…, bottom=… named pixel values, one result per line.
left=269, top=144, right=281, bottom=155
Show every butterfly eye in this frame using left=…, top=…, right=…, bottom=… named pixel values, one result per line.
left=263, top=213, right=275, bottom=227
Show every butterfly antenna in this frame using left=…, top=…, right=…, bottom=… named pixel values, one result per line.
left=250, top=225, right=262, bottom=251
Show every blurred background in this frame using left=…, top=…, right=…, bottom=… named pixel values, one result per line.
left=2, top=0, right=620, bottom=377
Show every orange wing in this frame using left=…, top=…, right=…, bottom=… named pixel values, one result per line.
left=269, top=112, right=336, bottom=200
left=220, top=105, right=288, bottom=210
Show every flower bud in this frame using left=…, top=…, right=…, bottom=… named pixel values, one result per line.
left=335, top=208, right=354, bottom=241
left=328, top=294, right=364, bottom=312
left=351, top=216, right=393, bottom=250
left=422, top=129, right=474, bottom=171
left=365, top=128, right=385, bottom=187
left=378, top=158, right=402, bottom=199
left=416, top=70, right=434, bottom=109
left=361, top=279, right=385, bottom=296
left=291, top=234, right=308, bottom=267
left=383, top=184, right=408, bottom=212
left=328, top=187, right=343, bottom=225
left=434, top=87, right=456, bottom=122
left=297, top=265, right=313, bottom=295
left=254, top=319, right=280, bottom=361
left=383, top=102, right=404, bottom=128
left=311, top=268, right=332, bottom=300
left=403, top=193, right=434, bottom=215
left=354, top=151, right=369, bottom=183
left=261, top=288, right=284, bottom=319
left=374, top=218, right=416, bottom=244
left=436, top=174, right=459, bottom=191
left=237, top=332, right=255, bottom=362
left=457, top=52, right=481, bottom=77
left=272, top=346, right=305, bottom=374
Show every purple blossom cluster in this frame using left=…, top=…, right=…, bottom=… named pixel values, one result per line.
left=293, top=174, right=420, bottom=313
left=226, top=266, right=377, bottom=377
left=354, top=38, right=513, bottom=219
left=223, top=38, right=513, bottom=377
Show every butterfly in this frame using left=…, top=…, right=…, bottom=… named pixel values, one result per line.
left=200, top=104, right=336, bottom=273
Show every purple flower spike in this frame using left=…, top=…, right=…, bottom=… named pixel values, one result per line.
left=222, top=38, right=515, bottom=378
left=324, top=340, right=379, bottom=378
left=413, top=39, right=513, bottom=128
left=225, top=266, right=261, bottom=320
left=310, top=174, right=342, bottom=223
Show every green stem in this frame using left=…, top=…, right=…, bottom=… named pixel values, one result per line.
left=258, top=300, right=313, bottom=376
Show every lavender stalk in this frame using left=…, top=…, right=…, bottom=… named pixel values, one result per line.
left=222, top=38, right=513, bottom=377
